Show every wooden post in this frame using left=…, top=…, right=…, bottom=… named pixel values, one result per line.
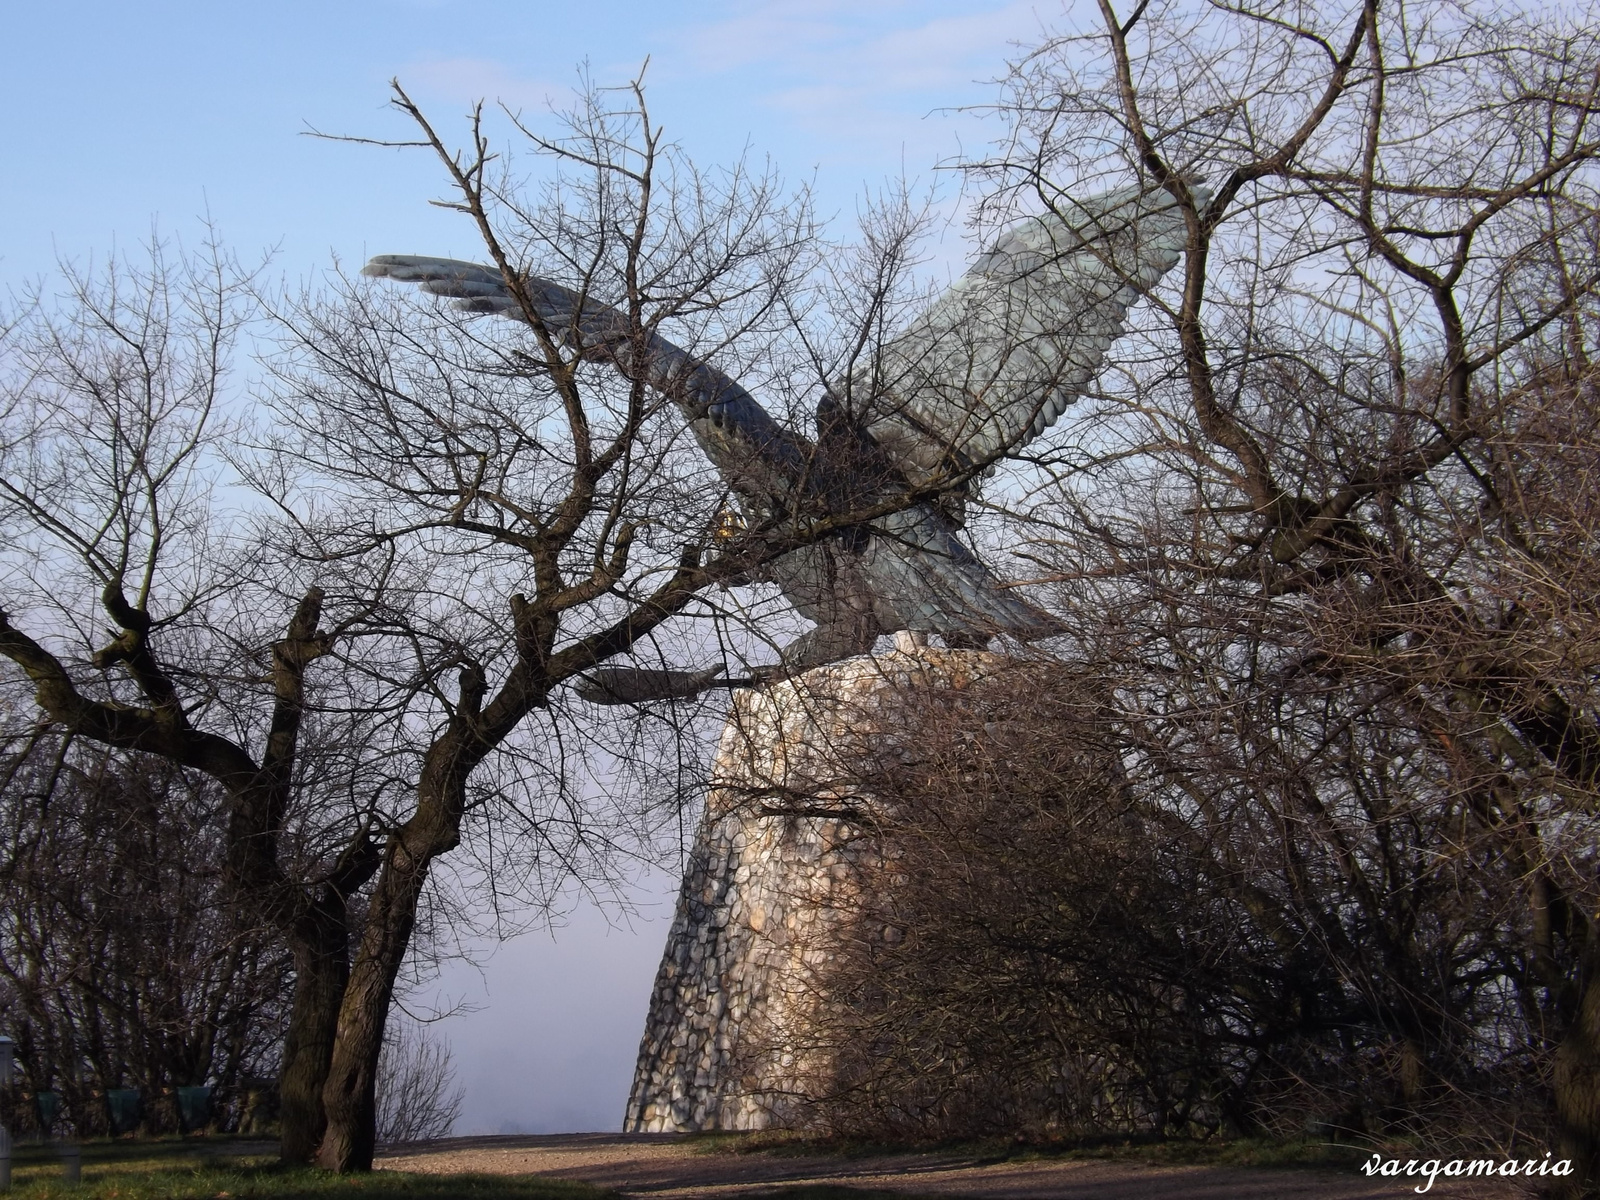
left=60, top=1142, right=80, bottom=1184
left=0, top=1036, right=13, bottom=1192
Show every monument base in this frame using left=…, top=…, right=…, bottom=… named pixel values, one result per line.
left=624, top=641, right=1001, bottom=1133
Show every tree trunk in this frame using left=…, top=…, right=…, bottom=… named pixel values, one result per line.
left=1555, top=957, right=1600, bottom=1197
left=315, top=791, right=459, bottom=1171
left=277, top=895, right=354, bottom=1163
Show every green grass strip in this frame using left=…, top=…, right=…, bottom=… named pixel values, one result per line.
left=3, top=1140, right=619, bottom=1200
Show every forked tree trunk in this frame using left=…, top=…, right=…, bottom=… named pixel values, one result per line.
left=315, top=770, right=465, bottom=1171
left=1555, top=959, right=1600, bottom=1197
left=276, top=899, right=355, bottom=1162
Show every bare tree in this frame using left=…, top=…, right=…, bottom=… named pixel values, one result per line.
left=0, top=741, right=292, bottom=1135
left=374, top=1017, right=464, bottom=1146
left=798, top=649, right=1553, bottom=1145
left=248, top=77, right=853, bottom=1170
left=909, top=0, right=1600, bottom=1182
left=1, top=78, right=920, bottom=1171
left=0, top=238, right=385, bottom=1161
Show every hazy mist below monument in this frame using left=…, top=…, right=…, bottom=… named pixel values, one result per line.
left=427, top=868, right=681, bottom=1134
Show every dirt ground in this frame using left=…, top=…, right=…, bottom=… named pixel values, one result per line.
left=377, top=1132, right=1540, bottom=1199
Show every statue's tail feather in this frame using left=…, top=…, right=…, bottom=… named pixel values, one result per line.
left=863, top=506, right=1061, bottom=643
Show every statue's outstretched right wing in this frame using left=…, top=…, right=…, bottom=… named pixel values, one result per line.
left=848, top=182, right=1199, bottom=494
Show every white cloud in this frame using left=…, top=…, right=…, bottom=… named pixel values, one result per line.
left=865, top=5, right=1051, bottom=90
left=649, top=0, right=1052, bottom=182
left=399, top=57, right=567, bottom=113
left=680, top=1, right=860, bottom=71
left=678, top=1, right=1049, bottom=105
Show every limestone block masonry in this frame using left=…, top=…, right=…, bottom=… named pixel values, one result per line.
left=623, top=641, right=1002, bottom=1133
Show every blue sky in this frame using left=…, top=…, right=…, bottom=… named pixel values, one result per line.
left=3, top=0, right=1071, bottom=1135
left=4, top=1, right=1062, bottom=287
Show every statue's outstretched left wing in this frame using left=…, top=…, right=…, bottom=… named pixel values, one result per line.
left=846, top=182, right=1200, bottom=496
left=360, top=256, right=815, bottom=516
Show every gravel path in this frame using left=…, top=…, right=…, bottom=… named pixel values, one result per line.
left=377, top=1133, right=1535, bottom=1199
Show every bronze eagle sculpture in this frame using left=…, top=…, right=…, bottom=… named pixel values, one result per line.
left=364, top=181, right=1197, bottom=703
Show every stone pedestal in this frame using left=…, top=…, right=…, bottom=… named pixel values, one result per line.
left=623, top=642, right=999, bottom=1133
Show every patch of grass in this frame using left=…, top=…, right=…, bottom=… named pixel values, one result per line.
left=2, top=1139, right=619, bottom=1200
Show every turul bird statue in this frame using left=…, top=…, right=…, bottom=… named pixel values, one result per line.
left=364, top=181, right=1198, bottom=703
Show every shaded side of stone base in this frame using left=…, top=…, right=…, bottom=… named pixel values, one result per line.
left=622, top=800, right=860, bottom=1131
left=623, top=647, right=1000, bottom=1133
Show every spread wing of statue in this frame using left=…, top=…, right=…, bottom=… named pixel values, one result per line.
left=364, top=181, right=1198, bottom=703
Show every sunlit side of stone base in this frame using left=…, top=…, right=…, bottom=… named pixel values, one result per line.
left=623, top=642, right=1000, bottom=1133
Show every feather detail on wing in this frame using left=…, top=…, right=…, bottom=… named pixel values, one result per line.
left=849, top=181, right=1203, bottom=490
left=360, top=255, right=815, bottom=515
left=858, top=505, right=1062, bottom=641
